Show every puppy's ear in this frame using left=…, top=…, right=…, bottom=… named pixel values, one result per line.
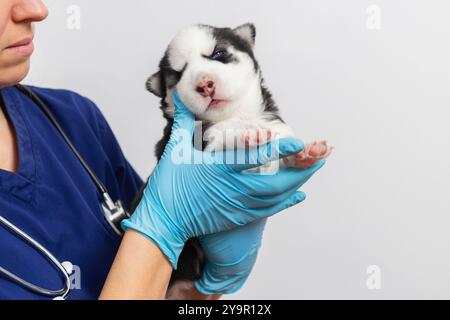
left=233, top=23, right=256, bottom=48
left=146, top=71, right=163, bottom=97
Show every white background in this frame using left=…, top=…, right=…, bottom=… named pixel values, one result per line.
left=26, top=0, right=450, bottom=299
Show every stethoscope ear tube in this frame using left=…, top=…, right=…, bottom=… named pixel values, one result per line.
left=15, top=84, right=131, bottom=236
left=0, top=215, right=71, bottom=299
left=14, top=84, right=109, bottom=195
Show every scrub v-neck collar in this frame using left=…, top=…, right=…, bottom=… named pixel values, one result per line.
left=0, top=86, right=36, bottom=205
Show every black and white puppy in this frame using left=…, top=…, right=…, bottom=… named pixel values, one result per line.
left=134, top=23, right=332, bottom=298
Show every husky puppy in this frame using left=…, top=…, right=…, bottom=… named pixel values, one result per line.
left=133, top=23, right=332, bottom=297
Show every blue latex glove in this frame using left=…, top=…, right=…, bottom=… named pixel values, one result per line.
left=121, top=90, right=318, bottom=269
left=195, top=218, right=268, bottom=295
left=195, top=161, right=324, bottom=295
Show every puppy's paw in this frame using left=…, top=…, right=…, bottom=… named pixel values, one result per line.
left=283, top=140, right=333, bottom=168
left=241, top=128, right=273, bottom=147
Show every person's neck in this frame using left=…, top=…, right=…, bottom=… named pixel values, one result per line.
left=0, top=94, right=19, bottom=173
left=0, top=95, right=6, bottom=127
left=0, top=95, right=7, bottom=127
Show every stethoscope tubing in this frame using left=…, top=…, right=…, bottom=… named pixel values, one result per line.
left=14, top=84, right=109, bottom=195
left=0, top=84, right=129, bottom=299
left=0, top=215, right=71, bottom=299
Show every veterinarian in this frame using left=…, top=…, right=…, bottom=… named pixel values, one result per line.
left=0, top=0, right=325, bottom=300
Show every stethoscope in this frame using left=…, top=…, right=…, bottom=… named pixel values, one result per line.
left=0, top=84, right=131, bottom=299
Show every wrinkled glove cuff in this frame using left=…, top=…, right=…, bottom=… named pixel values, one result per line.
left=120, top=199, right=186, bottom=270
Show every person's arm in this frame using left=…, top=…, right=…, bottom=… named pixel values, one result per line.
left=99, top=230, right=221, bottom=300
left=99, top=230, right=172, bottom=300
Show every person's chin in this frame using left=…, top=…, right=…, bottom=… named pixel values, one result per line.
left=0, top=59, right=31, bottom=88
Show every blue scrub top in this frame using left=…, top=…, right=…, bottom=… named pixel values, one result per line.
left=0, top=86, right=144, bottom=300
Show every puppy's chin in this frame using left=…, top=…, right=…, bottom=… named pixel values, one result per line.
left=175, top=89, right=243, bottom=122
left=198, top=102, right=240, bottom=122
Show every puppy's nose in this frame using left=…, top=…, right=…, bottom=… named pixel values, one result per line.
left=196, top=78, right=215, bottom=97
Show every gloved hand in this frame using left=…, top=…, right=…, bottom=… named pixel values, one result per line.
left=121, top=90, right=321, bottom=269
left=195, top=218, right=269, bottom=295
left=195, top=159, right=324, bottom=295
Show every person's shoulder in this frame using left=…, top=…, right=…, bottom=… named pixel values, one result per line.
left=28, top=85, right=84, bottom=98
left=27, top=85, right=105, bottom=125
left=27, top=86, right=99, bottom=114
left=25, top=85, right=108, bottom=140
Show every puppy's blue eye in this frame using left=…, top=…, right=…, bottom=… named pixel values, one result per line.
left=211, top=50, right=225, bottom=60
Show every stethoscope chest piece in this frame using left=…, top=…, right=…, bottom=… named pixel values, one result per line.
left=101, top=192, right=130, bottom=236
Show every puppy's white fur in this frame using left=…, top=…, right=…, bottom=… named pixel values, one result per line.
left=164, top=25, right=294, bottom=152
